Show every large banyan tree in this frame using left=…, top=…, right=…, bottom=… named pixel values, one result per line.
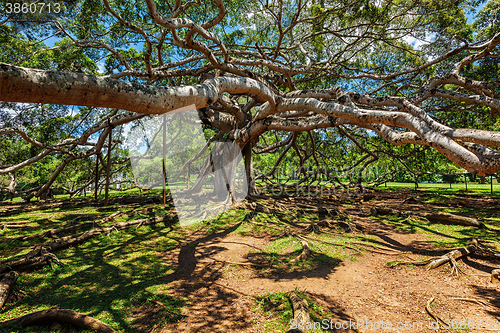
left=0, top=0, right=499, bottom=201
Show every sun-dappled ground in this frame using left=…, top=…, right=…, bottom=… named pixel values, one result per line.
left=0, top=188, right=499, bottom=332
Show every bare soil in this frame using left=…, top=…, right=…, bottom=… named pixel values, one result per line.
left=153, top=190, right=500, bottom=332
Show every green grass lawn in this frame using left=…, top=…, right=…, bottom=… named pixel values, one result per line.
left=0, top=187, right=499, bottom=332
left=0, top=189, right=368, bottom=332
left=376, top=181, right=500, bottom=196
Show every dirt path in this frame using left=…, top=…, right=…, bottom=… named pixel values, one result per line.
left=158, top=216, right=500, bottom=332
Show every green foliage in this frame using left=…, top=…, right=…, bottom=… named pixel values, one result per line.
left=474, top=0, right=500, bottom=39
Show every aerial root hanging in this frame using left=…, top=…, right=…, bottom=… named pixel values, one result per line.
left=370, top=207, right=485, bottom=228
left=286, top=292, right=311, bottom=333
left=0, top=271, right=19, bottom=309
left=0, top=306, right=115, bottom=333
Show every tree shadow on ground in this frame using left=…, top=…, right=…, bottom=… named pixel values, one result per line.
left=307, top=292, right=359, bottom=332
left=471, top=285, right=500, bottom=318
left=244, top=250, right=342, bottom=280
left=1, top=217, right=185, bottom=333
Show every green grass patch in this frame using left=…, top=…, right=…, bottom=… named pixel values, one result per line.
left=254, top=289, right=338, bottom=332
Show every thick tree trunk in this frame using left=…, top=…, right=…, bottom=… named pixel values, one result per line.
left=0, top=306, right=115, bottom=333
left=0, top=271, right=19, bottom=309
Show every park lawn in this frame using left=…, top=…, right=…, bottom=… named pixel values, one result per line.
left=0, top=187, right=499, bottom=332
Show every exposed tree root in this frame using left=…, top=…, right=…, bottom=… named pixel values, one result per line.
left=387, top=239, right=479, bottom=276
left=450, top=297, right=492, bottom=308
left=317, top=219, right=362, bottom=232
left=291, top=240, right=313, bottom=262
left=298, top=233, right=363, bottom=254
left=426, top=212, right=485, bottom=228
left=388, top=240, right=478, bottom=276
left=295, top=204, right=348, bottom=220
left=0, top=246, right=62, bottom=273
left=248, top=208, right=399, bottom=256
left=253, top=203, right=276, bottom=214
left=0, top=197, right=159, bottom=219
left=36, top=214, right=173, bottom=253
left=0, top=271, right=19, bottom=309
left=425, top=297, right=448, bottom=328
left=1, top=221, right=31, bottom=230
left=304, top=223, right=320, bottom=234
left=425, top=239, right=478, bottom=276
left=387, top=258, right=432, bottom=267
left=370, top=207, right=485, bottom=228
left=206, top=257, right=268, bottom=267
left=492, top=269, right=500, bottom=284
left=9, top=211, right=123, bottom=243
left=0, top=214, right=173, bottom=273
left=348, top=241, right=401, bottom=255
left=0, top=306, right=115, bottom=333
left=0, top=202, right=67, bottom=218
left=286, top=292, right=311, bottom=333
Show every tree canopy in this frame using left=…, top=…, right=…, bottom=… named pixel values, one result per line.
left=0, top=0, right=499, bottom=201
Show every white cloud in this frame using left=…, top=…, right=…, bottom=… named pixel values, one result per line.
left=96, top=60, right=106, bottom=74
left=403, top=33, right=437, bottom=51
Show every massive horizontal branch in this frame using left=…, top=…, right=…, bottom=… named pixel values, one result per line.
left=0, top=63, right=276, bottom=114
